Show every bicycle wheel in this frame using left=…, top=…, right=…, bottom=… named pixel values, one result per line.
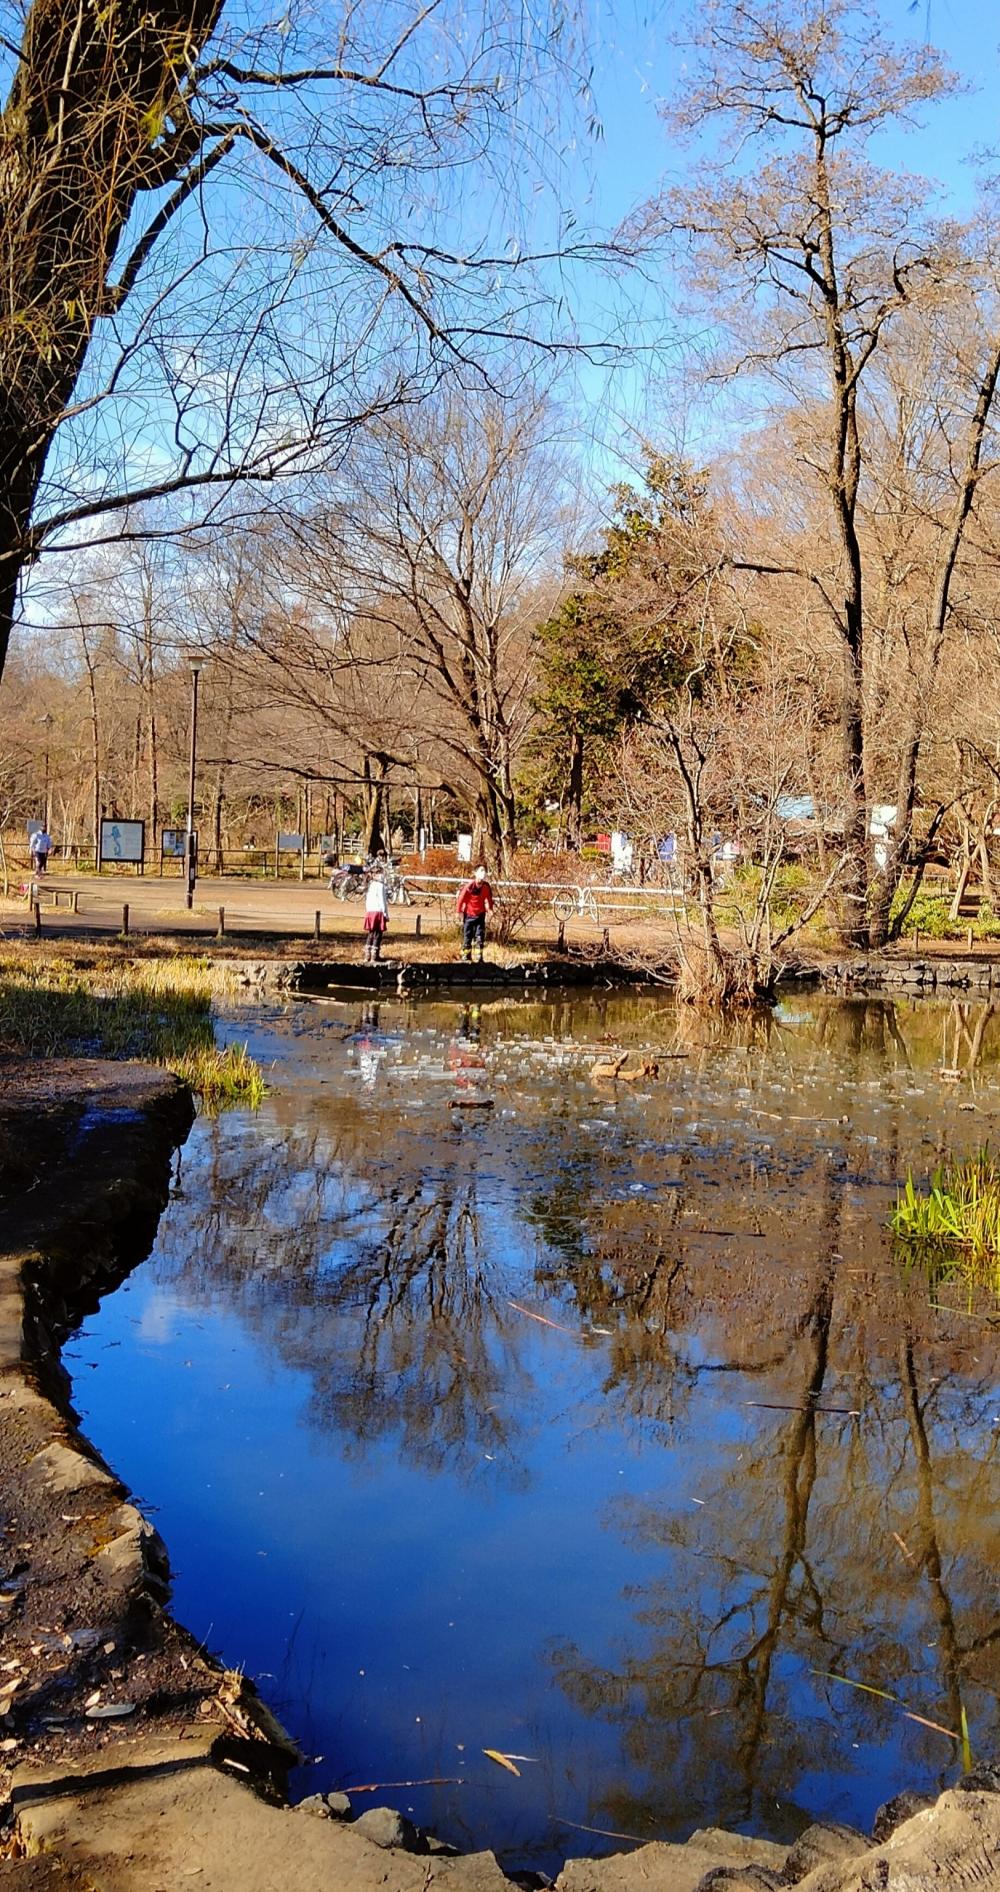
left=552, top=890, right=576, bottom=923
left=581, top=889, right=599, bottom=923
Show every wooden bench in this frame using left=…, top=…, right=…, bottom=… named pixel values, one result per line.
left=27, top=884, right=79, bottom=912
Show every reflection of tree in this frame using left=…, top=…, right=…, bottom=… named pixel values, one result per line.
left=163, top=1108, right=533, bottom=1478
left=547, top=1149, right=1000, bottom=1835
left=896, top=1334, right=1000, bottom=1745
left=145, top=991, right=1000, bottom=1836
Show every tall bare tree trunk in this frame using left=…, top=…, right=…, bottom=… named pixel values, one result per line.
left=567, top=729, right=584, bottom=847
left=0, top=0, right=225, bottom=682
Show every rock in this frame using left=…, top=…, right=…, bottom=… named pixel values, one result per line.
left=425, top=1834, right=460, bottom=1856
left=957, top=1763, right=1000, bottom=1795
left=353, top=1805, right=421, bottom=1851
left=779, top=1823, right=866, bottom=1883
left=870, top=1789, right=934, bottom=1843
left=324, top=1791, right=353, bottom=1819
left=297, top=1794, right=331, bottom=1819
left=694, top=1870, right=782, bottom=1891
left=688, top=1832, right=786, bottom=1874
left=558, top=1842, right=747, bottom=1892
left=790, top=1789, right=1000, bottom=1892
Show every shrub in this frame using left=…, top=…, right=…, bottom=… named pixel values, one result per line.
left=889, top=889, right=955, bottom=938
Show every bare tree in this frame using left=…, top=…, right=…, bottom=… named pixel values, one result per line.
left=0, top=0, right=599, bottom=686
left=282, top=389, right=566, bottom=867
left=642, top=0, right=1000, bottom=947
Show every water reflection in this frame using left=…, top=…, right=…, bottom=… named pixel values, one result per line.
left=72, top=993, right=1000, bottom=1865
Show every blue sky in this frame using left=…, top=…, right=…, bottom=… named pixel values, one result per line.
left=14, top=0, right=1000, bottom=630
left=555, top=0, right=1000, bottom=497
left=584, top=0, right=994, bottom=227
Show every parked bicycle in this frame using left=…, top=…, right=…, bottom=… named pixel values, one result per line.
left=328, top=856, right=412, bottom=904
left=551, top=886, right=601, bottom=924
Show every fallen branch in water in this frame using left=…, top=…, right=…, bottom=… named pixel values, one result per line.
left=341, top=1777, right=467, bottom=1794
left=552, top=1815, right=654, bottom=1843
left=508, top=1299, right=576, bottom=1335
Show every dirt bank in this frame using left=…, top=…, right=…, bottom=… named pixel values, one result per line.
left=1, top=1056, right=999, bottom=1890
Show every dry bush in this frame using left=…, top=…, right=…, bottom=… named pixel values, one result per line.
left=490, top=877, right=552, bottom=946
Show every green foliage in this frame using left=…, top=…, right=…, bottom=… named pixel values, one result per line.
left=716, top=862, right=812, bottom=932
left=891, top=1150, right=1000, bottom=1288
left=529, top=453, right=723, bottom=816
left=889, top=889, right=955, bottom=938
left=976, top=901, right=1000, bottom=940
left=891, top=887, right=1000, bottom=941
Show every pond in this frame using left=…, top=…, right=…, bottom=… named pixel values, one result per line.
left=68, top=990, right=1000, bottom=1873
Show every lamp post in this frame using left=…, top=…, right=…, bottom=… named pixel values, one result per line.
left=39, top=712, right=53, bottom=831
left=186, top=656, right=203, bottom=910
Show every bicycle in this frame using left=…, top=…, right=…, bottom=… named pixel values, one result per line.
left=330, top=864, right=366, bottom=900
left=329, top=857, right=412, bottom=904
left=551, top=886, right=600, bottom=925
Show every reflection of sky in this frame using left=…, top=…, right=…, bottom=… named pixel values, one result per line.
left=69, top=993, right=1000, bottom=1871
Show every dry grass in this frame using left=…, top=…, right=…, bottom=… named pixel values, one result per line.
left=0, top=946, right=264, bottom=1111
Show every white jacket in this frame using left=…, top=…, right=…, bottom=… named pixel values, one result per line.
left=365, top=877, right=389, bottom=918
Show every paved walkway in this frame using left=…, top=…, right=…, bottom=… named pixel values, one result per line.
left=0, top=873, right=642, bottom=952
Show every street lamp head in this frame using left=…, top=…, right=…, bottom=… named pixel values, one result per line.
left=187, top=652, right=204, bottom=676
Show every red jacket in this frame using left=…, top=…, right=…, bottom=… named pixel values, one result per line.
left=457, top=878, right=493, bottom=918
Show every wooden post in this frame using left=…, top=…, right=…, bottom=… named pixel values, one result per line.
left=33, top=900, right=41, bottom=936
left=967, top=925, right=974, bottom=951
left=218, top=906, right=226, bottom=939
left=914, top=926, right=920, bottom=951
left=415, top=911, right=422, bottom=938
left=314, top=909, right=321, bottom=940
left=557, top=919, right=566, bottom=953
left=122, top=903, right=129, bottom=936
left=601, top=927, right=610, bottom=955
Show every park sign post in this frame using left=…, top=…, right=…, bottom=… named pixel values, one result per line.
left=99, top=819, right=145, bottom=872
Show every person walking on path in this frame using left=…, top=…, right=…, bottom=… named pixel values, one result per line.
left=30, top=828, right=52, bottom=875
left=457, top=865, right=494, bottom=963
left=363, top=866, right=390, bottom=964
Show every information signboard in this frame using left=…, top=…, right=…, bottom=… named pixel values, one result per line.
left=100, top=819, right=145, bottom=865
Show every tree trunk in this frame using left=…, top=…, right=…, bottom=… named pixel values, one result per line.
left=0, top=0, right=225, bottom=683
left=567, top=729, right=584, bottom=846
left=361, top=755, right=390, bottom=856
left=212, top=771, right=225, bottom=868
left=836, top=639, right=869, bottom=950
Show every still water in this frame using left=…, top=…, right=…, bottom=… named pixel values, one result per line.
left=69, top=992, right=1000, bottom=1870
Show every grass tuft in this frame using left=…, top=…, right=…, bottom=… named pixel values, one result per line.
left=0, top=947, right=265, bottom=1112
left=891, top=1148, right=1000, bottom=1288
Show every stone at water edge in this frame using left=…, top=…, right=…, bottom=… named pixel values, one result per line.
left=324, top=1790, right=353, bottom=1819
left=870, top=1790, right=934, bottom=1844
left=353, top=1805, right=422, bottom=1851
left=779, top=1824, right=867, bottom=1883
left=297, top=1793, right=332, bottom=1818
left=693, top=1870, right=782, bottom=1891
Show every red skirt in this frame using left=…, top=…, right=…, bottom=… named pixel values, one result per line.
left=364, top=912, right=387, bottom=933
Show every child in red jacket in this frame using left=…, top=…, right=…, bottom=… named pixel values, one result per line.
left=456, top=866, right=494, bottom=963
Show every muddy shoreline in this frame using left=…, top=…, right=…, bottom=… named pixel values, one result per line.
left=2, top=1049, right=1000, bottom=1890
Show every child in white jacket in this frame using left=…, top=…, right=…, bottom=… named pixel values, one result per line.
left=363, top=869, right=389, bottom=963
